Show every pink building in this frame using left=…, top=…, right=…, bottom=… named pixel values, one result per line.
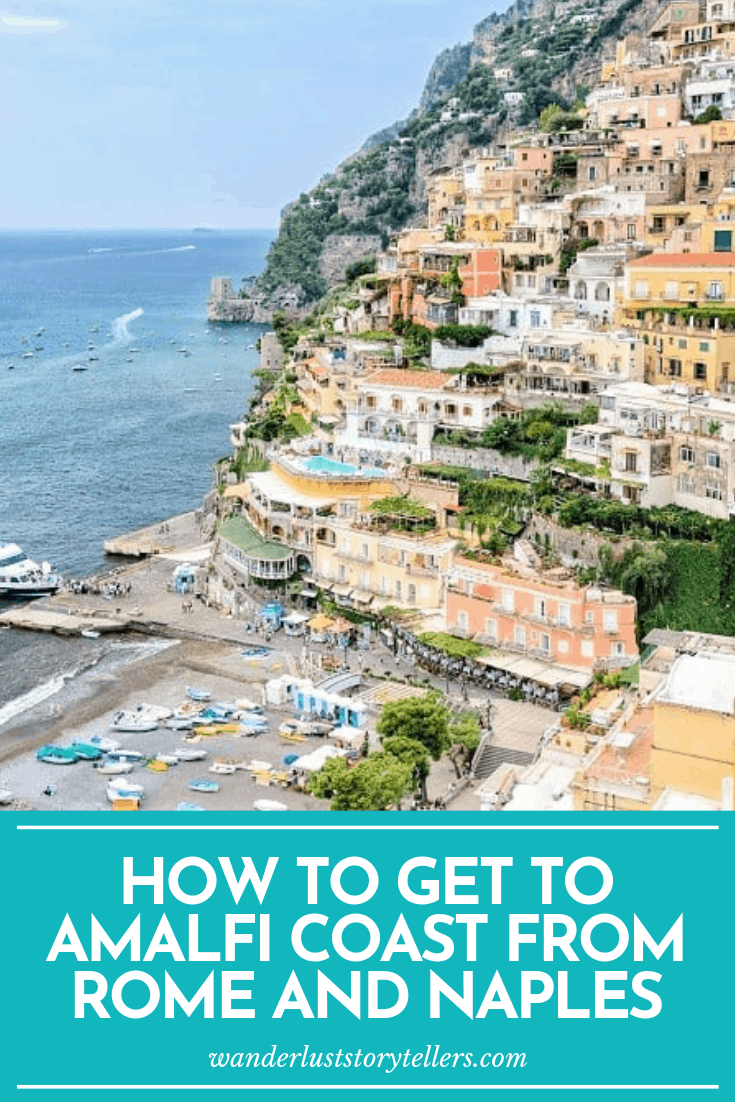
left=447, top=556, right=638, bottom=671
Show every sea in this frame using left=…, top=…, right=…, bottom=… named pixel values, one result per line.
left=0, top=228, right=274, bottom=724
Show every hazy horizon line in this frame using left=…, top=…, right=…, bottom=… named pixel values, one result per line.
left=0, top=226, right=279, bottom=233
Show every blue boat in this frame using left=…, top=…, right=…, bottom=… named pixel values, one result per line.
left=189, top=779, right=220, bottom=793
left=36, top=745, right=79, bottom=765
left=186, top=686, right=212, bottom=702
left=68, top=741, right=103, bottom=761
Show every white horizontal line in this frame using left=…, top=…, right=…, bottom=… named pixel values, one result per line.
left=15, top=824, right=718, bottom=832
left=14, top=1086, right=720, bottom=1091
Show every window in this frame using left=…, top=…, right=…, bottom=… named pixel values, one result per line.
left=700, top=341, right=710, bottom=352
left=680, top=445, right=695, bottom=463
left=485, top=618, right=497, bottom=640
left=530, top=311, right=541, bottom=328
left=588, top=166, right=597, bottom=181
left=624, top=451, right=638, bottom=472
left=603, top=611, right=618, bottom=633
left=502, top=588, right=514, bottom=611
left=694, top=362, right=707, bottom=381
left=392, top=397, right=403, bottom=413
left=540, top=633, right=551, bottom=654
left=705, top=482, right=723, bottom=501
left=634, top=279, right=650, bottom=298
left=623, top=485, right=641, bottom=503
left=456, top=610, right=468, bottom=630
left=627, top=224, right=637, bottom=239
left=678, top=338, right=688, bottom=349
left=669, top=358, right=682, bottom=377
left=514, top=626, right=526, bottom=647
left=407, top=584, right=416, bottom=604
left=536, top=597, right=547, bottom=619
left=611, top=641, right=626, bottom=657
left=707, top=281, right=724, bottom=301
left=584, top=610, right=594, bottom=624
left=678, top=474, right=695, bottom=494
left=508, top=310, right=518, bottom=328
left=558, top=602, right=571, bottom=626
left=581, top=640, right=594, bottom=659
left=706, top=452, right=722, bottom=468
left=653, top=216, right=665, bottom=233
left=338, top=564, right=346, bottom=581
left=714, top=229, right=732, bottom=252
left=698, top=169, right=711, bottom=189
left=394, top=580, right=402, bottom=599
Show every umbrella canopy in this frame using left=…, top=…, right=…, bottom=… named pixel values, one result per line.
left=308, top=613, right=335, bottom=632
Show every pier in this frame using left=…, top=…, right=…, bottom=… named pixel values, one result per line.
left=102, top=510, right=204, bottom=557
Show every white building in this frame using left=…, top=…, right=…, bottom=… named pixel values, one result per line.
left=566, top=381, right=735, bottom=515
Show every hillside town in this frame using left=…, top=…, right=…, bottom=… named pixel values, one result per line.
left=200, top=0, right=735, bottom=814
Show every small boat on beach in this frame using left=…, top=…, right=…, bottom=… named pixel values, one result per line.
left=89, top=736, right=120, bottom=753
left=80, top=628, right=99, bottom=637
left=175, top=747, right=208, bottom=762
left=186, top=687, right=212, bottom=702
left=209, top=763, right=236, bottom=775
left=110, top=710, right=159, bottom=733
left=189, top=779, right=220, bottom=793
left=156, top=753, right=180, bottom=766
left=106, top=780, right=145, bottom=802
left=106, top=749, right=144, bottom=762
left=68, top=741, right=103, bottom=761
left=166, top=717, right=195, bottom=731
left=72, top=365, right=89, bottom=373
left=36, top=745, right=78, bottom=765
left=22, top=352, right=34, bottom=359
left=98, top=760, right=134, bottom=776
left=177, top=802, right=205, bottom=811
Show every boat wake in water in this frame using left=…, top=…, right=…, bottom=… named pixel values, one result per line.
left=110, top=307, right=143, bottom=344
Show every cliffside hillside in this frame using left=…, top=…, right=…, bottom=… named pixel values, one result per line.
left=247, top=0, right=657, bottom=318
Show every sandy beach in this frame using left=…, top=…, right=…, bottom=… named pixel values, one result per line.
left=0, top=635, right=335, bottom=811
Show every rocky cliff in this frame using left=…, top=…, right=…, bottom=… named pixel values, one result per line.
left=241, top=0, right=655, bottom=320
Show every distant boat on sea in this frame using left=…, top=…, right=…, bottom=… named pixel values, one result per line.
left=72, top=364, right=88, bottom=372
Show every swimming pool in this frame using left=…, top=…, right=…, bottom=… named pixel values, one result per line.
left=301, top=456, right=384, bottom=478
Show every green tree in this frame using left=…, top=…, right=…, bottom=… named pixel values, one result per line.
left=448, top=713, right=482, bottom=779
left=307, top=753, right=411, bottom=811
left=382, top=735, right=431, bottom=804
left=376, top=693, right=450, bottom=761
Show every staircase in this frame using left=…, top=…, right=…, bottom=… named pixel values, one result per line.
left=471, top=734, right=534, bottom=781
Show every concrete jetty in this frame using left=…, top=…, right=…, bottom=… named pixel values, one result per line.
left=0, top=607, right=128, bottom=635
left=103, top=511, right=202, bottom=557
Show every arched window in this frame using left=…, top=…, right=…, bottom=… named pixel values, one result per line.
left=575, top=281, right=588, bottom=300
left=595, top=282, right=610, bottom=301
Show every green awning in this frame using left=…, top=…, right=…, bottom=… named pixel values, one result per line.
left=218, top=516, right=293, bottom=561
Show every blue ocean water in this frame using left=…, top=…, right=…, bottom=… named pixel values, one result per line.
left=0, top=229, right=272, bottom=714
left=0, top=228, right=273, bottom=577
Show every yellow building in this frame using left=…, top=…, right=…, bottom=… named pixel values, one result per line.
left=650, top=653, right=735, bottom=803
left=623, top=253, right=735, bottom=390
left=314, top=512, right=455, bottom=616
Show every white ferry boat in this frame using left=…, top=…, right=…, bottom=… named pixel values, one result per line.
left=0, top=542, right=61, bottom=598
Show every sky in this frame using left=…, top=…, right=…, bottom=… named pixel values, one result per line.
left=0, top=0, right=505, bottom=229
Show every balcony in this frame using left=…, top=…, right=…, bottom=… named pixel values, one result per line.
left=335, top=548, right=372, bottom=564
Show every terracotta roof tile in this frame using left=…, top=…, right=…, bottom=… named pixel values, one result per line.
left=628, top=252, right=735, bottom=267
left=365, top=369, right=453, bottom=389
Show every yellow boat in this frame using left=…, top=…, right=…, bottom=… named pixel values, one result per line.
left=147, top=759, right=169, bottom=772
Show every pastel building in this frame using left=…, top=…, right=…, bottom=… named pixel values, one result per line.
left=650, top=652, right=735, bottom=802
left=447, top=556, right=638, bottom=671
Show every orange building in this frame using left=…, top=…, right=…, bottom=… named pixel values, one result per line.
left=447, top=556, right=638, bottom=671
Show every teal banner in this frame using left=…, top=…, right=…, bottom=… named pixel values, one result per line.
left=1, top=811, right=731, bottom=1101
